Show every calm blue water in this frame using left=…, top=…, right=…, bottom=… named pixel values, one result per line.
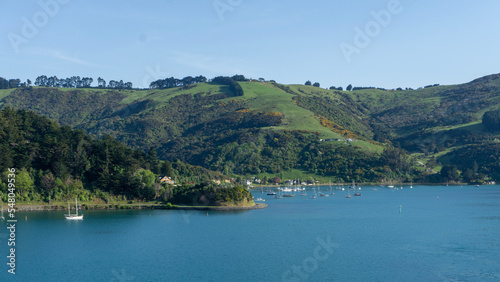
left=1, top=185, right=500, bottom=281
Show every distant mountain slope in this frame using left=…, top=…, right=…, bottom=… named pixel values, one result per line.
left=1, top=73, right=500, bottom=182
left=348, top=73, right=500, bottom=137
left=0, top=81, right=382, bottom=152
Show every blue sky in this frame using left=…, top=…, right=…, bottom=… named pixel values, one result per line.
left=2, top=0, right=500, bottom=89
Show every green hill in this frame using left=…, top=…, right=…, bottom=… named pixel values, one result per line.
left=0, top=108, right=234, bottom=204
left=1, top=73, right=500, bottom=183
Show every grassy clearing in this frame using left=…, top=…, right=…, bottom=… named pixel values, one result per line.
left=234, top=82, right=385, bottom=153
left=0, top=89, right=16, bottom=107
left=429, top=121, right=483, bottom=133
left=238, top=82, right=344, bottom=139
left=419, top=121, right=500, bottom=139
left=0, top=88, right=16, bottom=100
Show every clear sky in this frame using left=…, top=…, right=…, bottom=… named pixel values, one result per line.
left=2, top=0, right=500, bottom=89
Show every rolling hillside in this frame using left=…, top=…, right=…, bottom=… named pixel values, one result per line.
left=347, top=74, right=500, bottom=136
left=1, top=73, right=500, bottom=183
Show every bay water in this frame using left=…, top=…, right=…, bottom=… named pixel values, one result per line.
left=1, top=185, right=499, bottom=281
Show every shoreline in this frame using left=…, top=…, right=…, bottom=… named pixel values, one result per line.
left=12, top=203, right=267, bottom=212
left=174, top=203, right=267, bottom=211
left=251, top=182, right=488, bottom=188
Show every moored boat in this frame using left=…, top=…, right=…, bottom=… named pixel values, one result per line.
left=65, top=198, right=83, bottom=220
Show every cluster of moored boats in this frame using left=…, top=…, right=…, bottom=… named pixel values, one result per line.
left=254, top=181, right=363, bottom=201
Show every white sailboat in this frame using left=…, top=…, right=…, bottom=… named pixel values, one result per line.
left=65, top=198, right=84, bottom=220
left=311, top=185, right=317, bottom=199
left=300, top=181, right=307, bottom=196
left=274, top=187, right=282, bottom=199
left=319, top=183, right=329, bottom=197
left=345, top=181, right=352, bottom=198
left=345, top=190, right=352, bottom=198
left=353, top=180, right=361, bottom=196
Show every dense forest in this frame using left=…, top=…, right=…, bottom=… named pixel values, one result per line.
left=439, top=144, right=500, bottom=182
left=483, top=108, right=500, bottom=131
left=171, top=183, right=253, bottom=206
left=0, top=108, right=241, bottom=204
